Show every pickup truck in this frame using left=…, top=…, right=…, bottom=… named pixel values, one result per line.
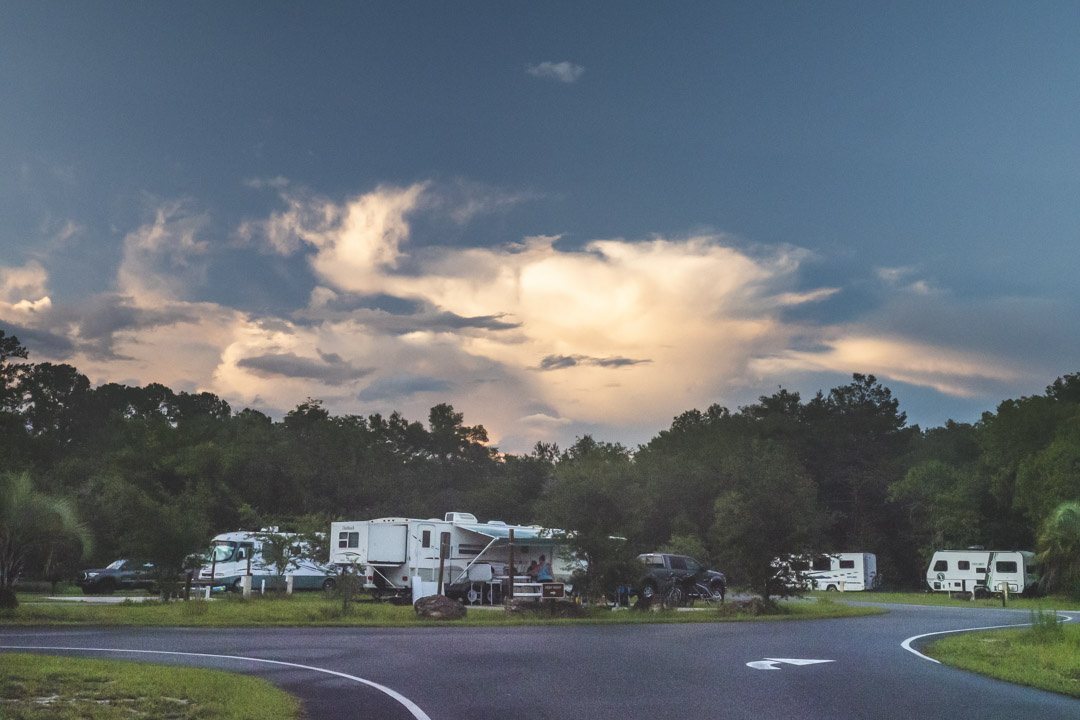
left=637, top=553, right=726, bottom=602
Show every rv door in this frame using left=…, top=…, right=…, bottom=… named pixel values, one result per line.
left=417, top=524, right=438, bottom=563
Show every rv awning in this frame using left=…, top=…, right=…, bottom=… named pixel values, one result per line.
left=456, top=522, right=565, bottom=545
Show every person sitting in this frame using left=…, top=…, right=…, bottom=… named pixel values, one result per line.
left=536, top=554, right=553, bottom=582
left=524, top=560, right=539, bottom=579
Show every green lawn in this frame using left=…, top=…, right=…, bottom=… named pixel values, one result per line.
left=811, top=590, right=1080, bottom=612
left=0, top=653, right=301, bottom=719
left=2, top=592, right=884, bottom=627
left=923, top=613, right=1080, bottom=699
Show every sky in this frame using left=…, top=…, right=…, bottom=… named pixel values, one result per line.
left=2, top=2, right=1079, bottom=453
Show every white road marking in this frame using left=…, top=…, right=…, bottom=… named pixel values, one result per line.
left=900, top=612, right=1076, bottom=664
left=0, top=645, right=430, bottom=720
left=747, top=657, right=835, bottom=670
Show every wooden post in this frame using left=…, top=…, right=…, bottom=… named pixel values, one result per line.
left=507, top=529, right=515, bottom=603
left=437, top=538, right=448, bottom=596
left=1002, top=582, right=1008, bottom=608
left=210, top=556, right=217, bottom=592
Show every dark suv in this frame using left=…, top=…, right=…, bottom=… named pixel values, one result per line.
left=76, top=559, right=157, bottom=595
left=637, top=553, right=726, bottom=602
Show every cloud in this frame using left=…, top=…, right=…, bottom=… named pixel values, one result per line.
left=750, top=334, right=1022, bottom=398
left=538, top=354, right=651, bottom=371
left=526, top=61, right=585, bottom=84
left=357, top=373, right=452, bottom=401
left=237, top=350, right=374, bottom=386
left=0, top=261, right=49, bottom=303
left=116, top=200, right=210, bottom=302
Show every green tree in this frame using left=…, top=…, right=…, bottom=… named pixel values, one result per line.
left=710, top=440, right=824, bottom=599
left=117, top=488, right=210, bottom=602
left=1036, top=502, right=1080, bottom=597
left=0, top=471, right=91, bottom=608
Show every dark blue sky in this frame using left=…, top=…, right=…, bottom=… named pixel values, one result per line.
left=2, top=2, right=1078, bottom=451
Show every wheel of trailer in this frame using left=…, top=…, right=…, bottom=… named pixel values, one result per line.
left=321, top=578, right=336, bottom=592
left=825, top=584, right=837, bottom=592
left=973, top=587, right=989, bottom=600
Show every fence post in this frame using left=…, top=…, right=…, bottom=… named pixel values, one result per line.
left=507, top=529, right=515, bottom=603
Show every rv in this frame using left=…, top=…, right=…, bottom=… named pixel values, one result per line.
left=330, top=512, right=577, bottom=603
left=195, top=530, right=336, bottom=592
left=774, top=553, right=879, bottom=592
left=925, top=549, right=1038, bottom=597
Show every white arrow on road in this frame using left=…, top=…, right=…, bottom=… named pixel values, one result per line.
left=746, top=658, right=835, bottom=670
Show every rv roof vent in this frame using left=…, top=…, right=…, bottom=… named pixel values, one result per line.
left=487, top=520, right=507, bottom=526
left=967, top=545, right=985, bottom=550
left=445, top=512, right=478, bottom=523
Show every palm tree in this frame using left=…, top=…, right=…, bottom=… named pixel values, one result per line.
left=1036, top=501, right=1080, bottom=596
left=0, top=471, right=91, bottom=609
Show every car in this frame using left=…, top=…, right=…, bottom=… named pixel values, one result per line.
left=636, top=552, right=726, bottom=603
left=76, top=559, right=157, bottom=595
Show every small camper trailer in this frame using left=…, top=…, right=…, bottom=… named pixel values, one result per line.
left=925, top=549, right=1038, bottom=597
left=774, top=552, right=879, bottom=591
left=330, top=512, right=576, bottom=603
left=195, top=530, right=336, bottom=591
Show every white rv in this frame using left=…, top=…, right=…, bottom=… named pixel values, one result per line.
left=775, top=553, right=879, bottom=591
left=330, top=512, right=577, bottom=603
left=196, top=530, right=336, bottom=592
left=925, top=549, right=1038, bottom=597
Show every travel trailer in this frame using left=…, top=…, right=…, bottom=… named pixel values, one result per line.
left=195, top=530, right=336, bottom=591
left=925, top=549, right=1038, bottom=597
left=330, top=512, right=577, bottom=603
left=774, top=552, right=879, bottom=591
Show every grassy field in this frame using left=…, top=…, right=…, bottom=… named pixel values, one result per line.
left=923, top=611, right=1080, bottom=699
left=0, top=652, right=301, bottom=719
left=2, top=592, right=884, bottom=627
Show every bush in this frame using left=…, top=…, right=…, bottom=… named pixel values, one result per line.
left=1030, top=608, right=1063, bottom=642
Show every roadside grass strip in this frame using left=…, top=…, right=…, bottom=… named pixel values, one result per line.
left=813, top=590, right=1079, bottom=612
left=921, top=615, right=1080, bottom=699
left=2, top=592, right=884, bottom=627
left=0, top=652, right=301, bottom=719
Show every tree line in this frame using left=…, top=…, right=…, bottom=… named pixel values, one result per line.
left=3, top=326, right=1080, bottom=606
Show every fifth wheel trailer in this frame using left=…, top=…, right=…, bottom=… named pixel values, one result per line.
left=330, top=512, right=576, bottom=603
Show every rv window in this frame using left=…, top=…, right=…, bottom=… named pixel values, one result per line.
left=422, top=530, right=431, bottom=549
left=975, top=567, right=987, bottom=574
left=957, top=561, right=970, bottom=571
left=812, top=557, right=831, bottom=572
left=996, top=561, right=1018, bottom=573
left=933, top=560, right=948, bottom=571
left=459, top=543, right=486, bottom=556
left=840, top=560, right=855, bottom=569
left=668, top=556, right=687, bottom=570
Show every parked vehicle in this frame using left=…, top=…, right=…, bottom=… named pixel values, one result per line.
left=925, top=548, right=1038, bottom=597
left=636, top=553, right=726, bottom=602
left=195, top=530, right=336, bottom=592
left=773, top=552, right=879, bottom=592
left=330, top=512, right=577, bottom=603
left=76, top=559, right=156, bottom=595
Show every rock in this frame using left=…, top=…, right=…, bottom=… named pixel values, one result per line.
left=505, top=598, right=586, bottom=618
left=413, top=594, right=467, bottom=620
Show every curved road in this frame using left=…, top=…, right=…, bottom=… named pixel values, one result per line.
left=3, top=602, right=1078, bottom=719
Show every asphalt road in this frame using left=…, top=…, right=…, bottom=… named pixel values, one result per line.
left=2, top=602, right=1078, bottom=719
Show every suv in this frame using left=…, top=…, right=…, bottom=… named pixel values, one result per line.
left=637, top=553, right=726, bottom=602
left=76, top=559, right=157, bottom=595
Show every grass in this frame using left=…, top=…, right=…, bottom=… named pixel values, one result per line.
left=811, top=590, right=1080, bottom=612
left=923, top=610, right=1080, bottom=699
left=1, top=591, right=884, bottom=627
left=0, top=652, right=301, bottom=719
